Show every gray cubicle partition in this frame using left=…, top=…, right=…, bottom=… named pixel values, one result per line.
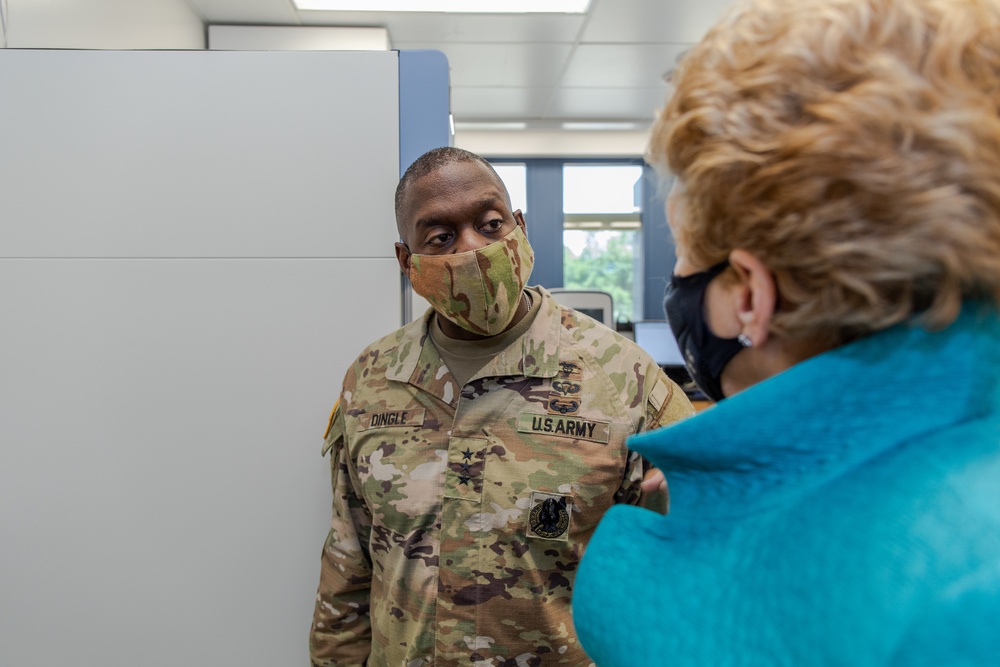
left=0, top=49, right=448, bottom=666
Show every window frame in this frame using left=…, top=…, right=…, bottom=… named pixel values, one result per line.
left=487, top=157, right=677, bottom=322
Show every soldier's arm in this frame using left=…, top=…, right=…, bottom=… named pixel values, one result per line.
left=309, top=400, right=374, bottom=667
left=641, top=365, right=696, bottom=434
left=616, top=363, right=695, bottom=512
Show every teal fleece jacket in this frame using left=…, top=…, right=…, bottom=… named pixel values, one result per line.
left=573, top=304, right=1000, bottom=666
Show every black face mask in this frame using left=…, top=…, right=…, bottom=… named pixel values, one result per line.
left=663, top=260, right=745, bottom=402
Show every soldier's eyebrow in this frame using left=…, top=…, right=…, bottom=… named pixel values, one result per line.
left=473, top=195, right=505, bottom=212
left=413, top=195, right=506, bottom=231
left=413, top=215, right=444, bottom=232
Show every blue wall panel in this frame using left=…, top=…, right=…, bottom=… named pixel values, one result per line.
left=642, top=165, right=677, bottom=320
left=398, top=49, right=452, bottom=177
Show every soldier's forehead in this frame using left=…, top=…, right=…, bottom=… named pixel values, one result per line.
left=402, top=168, right=508, bottom=225
left=412, top=161, right=502, bottom=197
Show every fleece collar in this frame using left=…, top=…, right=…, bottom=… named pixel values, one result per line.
left=629, top=304, right=1000, bottom=519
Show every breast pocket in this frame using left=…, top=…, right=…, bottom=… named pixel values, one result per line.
left=352, top=408, right=449, bottom=518
left=488, top=410, right=629, bottom=539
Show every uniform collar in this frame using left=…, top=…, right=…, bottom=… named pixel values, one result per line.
left=385, top=287, right=564, bottom=406
left=629, top=303, right=1000, bottom=519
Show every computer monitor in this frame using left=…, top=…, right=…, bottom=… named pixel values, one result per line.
left=632, top=320, right=705, bottom=397
left=548, top=289, right=614, bottom=328
left=633, top=320, right=685, bottom=367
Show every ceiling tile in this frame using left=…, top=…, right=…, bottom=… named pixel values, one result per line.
left=76, top=0, right=734, bottom=128
left=298, top=11, right=585, bottom=43
left=560, top=43, right=688, bottom=88
left=582, top=0, right=737, bottom=43
left=395, top=41, right=573, bottom=87
left=545, top=86, right=670, bottom=120
left=451, top=86, right=550, bottom=119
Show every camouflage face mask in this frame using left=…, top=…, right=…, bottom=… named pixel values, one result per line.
left=408, top=225, right=535, bottom=336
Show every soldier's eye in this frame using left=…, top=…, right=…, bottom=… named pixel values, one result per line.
left=483, top=219, right=504, bottom=232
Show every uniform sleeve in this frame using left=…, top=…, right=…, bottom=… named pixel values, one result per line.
left=641, top=367, right=696, bottom=433
left=309, top=399, right=374, bottom=667
left=615, top=364, right=695, bottom=513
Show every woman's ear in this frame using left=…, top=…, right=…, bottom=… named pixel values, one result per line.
left=727, top=249, right=777, bottom=347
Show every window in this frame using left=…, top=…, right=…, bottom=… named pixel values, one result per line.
left=488, top=157, right=677, bottom=325
left=563, top=164, right=643, bottom=324
left=492, top=163, right=527, bottom=214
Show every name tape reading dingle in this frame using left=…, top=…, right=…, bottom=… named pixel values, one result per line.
left=516, top=414, right=610, bottom=443
left=361, top=409, right=426, bottom=431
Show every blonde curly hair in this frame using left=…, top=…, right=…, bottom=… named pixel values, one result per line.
left=650, top=0, right=1000, bottom=344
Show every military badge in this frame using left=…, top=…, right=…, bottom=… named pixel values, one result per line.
left=558, top=361, right=583, bottom=380
left=551, top=379, right=581, bottom=395
left=527, top=491, right=572, bottom=540
left=548, top=360, right=585, bottom=416
left=547, top=396, right=581, bottom=414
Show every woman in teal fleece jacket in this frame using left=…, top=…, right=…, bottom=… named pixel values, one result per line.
left=572, top=0, right=1000, bottom=665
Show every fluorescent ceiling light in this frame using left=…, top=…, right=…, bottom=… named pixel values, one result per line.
left=453, top=121, right=528, bottom=131
left=561, top=122, right=641, bottom=131
left=294, top=0, right=590, bottom=13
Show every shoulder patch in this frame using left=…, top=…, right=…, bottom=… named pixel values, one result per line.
left=644, top=375, right=697, bottom=431
left=649, top=377, right=672, bottom=413
left=646, top=377, right=674, bottom=430
left=321, top=398, right=344, bottom=457
left=323, top=398, right=340, bottom=439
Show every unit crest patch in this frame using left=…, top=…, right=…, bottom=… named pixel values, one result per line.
left=527, top=491, right=572, bottom=540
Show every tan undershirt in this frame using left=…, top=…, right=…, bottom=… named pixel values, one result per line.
left=429, top=287, right=543, bottom=387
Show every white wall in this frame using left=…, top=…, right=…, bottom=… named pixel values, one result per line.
left=3, top=0, right=204, bottom=49
left=0, top=49, right=402, bottom=667
left=208, top=24, right=389, bottom=51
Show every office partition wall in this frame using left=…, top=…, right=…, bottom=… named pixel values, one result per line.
left=0, top=48, right=448, bottom=666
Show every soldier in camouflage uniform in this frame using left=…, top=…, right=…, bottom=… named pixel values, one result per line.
left=309, top=147, right=694, bottom=666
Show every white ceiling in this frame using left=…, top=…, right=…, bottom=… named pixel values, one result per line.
left=184, top=0, right=737, bottom=132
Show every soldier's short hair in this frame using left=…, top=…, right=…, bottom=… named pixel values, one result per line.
left=394, top=147, right=509, bottom=236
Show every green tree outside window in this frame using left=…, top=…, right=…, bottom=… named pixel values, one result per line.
left=563, top=231, right=639, bottom=324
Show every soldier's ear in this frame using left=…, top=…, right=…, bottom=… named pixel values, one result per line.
left=395, top=242, right=411, bottom=274
left=514, top=209, right=527, bottom=231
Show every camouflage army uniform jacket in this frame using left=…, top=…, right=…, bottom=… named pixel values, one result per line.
left=310, top=287, right=693, bottom=667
